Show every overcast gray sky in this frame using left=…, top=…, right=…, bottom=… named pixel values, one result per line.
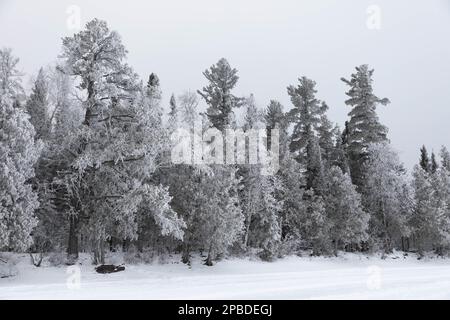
left=1, top=0, right=449, bottom=169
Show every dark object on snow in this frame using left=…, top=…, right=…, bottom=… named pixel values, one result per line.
left=95, top=264, right=125, bottom=274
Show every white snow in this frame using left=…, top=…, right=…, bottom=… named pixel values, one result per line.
left=2, top=252, right=450, bottom=300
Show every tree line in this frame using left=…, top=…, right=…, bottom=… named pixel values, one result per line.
left=1, top=19, right=449, bottom=266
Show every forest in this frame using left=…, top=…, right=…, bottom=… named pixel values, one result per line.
left=1, top=18, right=449, bottom=270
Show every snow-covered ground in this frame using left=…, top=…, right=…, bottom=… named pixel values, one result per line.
left=2, top=252, right=450, bottom=299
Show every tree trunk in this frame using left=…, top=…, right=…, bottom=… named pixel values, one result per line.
left=243, top=211, right=253, bottom=249
left=182, top=242, right=191, bottom=265
left=67, top=215, right=79, bottom=263
left=93, top=240, right=105, bottom=265
left=333, top=239, right=338, bottom=257
left=205, top=244, right=214, bottom=266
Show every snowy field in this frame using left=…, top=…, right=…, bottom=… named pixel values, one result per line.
left=2, top=253, right=450, bottom=300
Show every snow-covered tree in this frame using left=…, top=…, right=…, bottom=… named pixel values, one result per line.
left=411, top=144, right=450, bottom=254
left=431, top=151, right=438, bottom=174
left=324, top=166, right=369, bottom=253
left=287, top=77, right=329, bottom=196
left=341, top=65, right=390, bottom=187
left=300, top=190, right=329, bottom=255
left=192, top=167, right=244, bottom=266
left=363, top=142, right=411, bottom=253
left=198, top=58, right=244, bottom=131
left=264, top=100, right=287, bottom=152
left=410, top=153, right=450, bottom=256
left=146, top=73, right=163, bottom=126
left=420, top=145, right=430, bottom=172
left=280, top=167, right=305, bottom=239
left=317, top=114, right=336, bottom=163
left=0, top=50, right=41, bottom=251
left=239, top=101, right=283, bottom=260
left=27, top=68, right=79, bottom=255
left=167, top=93, right=179, bottom=132
left=242, top=171, right=283, bottom=260
left=0, top=48, right=23, bottom=100
left=331, top=127, right=350, bottom=174
left=440, top=146, right=450, bottom=172
left=26, top=68, right=51, bottom=140
left=287, top=77, right=327, bottom=160
left=305, top=136, right=326, bottom=195
left=58, top=19, right=185, bottom=263
left=0, top=98, right=42, bottom=251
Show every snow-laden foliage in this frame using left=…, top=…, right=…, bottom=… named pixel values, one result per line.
left=56, top=19, right=184, bottom=263
left=198, top=58, right=244, bottom=131
left=410, top=162, right=450, bottom=255
left=26, top=68, right=51, bottom=140
left=363, top=142, right=412, bottom=252
left=3, top=18, right=450, bottom=268
left=0, top=48, right=23, bottom=98
left=239, top=101, right=283, bottom=260
left=287, top=77, right=328, bottom=161
left=0, top=49, right=42, bottom=251
left=341, top=65, right=390, bottom=187
left=324, top=166, right=369, bottom=252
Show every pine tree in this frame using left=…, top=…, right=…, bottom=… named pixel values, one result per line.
left=420, top=145, right=430, bottom=172
left=198, top=58, right=244, bottom=131
left=331, top=127, right=350, bottom=174
left=287, top=76, right=328, bottom=195
left=146, top=72, right=163, bottom=126
left=0, top=48, right=23, bottom=99
left=317, top=113, right=335, bottom=163
left=440, top=146, right=450, bottom=172
left=341, top=65, right=390, bottom=187
left=285, top=76, right=334, bottom=254
left=305, top=136, right=325, bottom=195
left=167, top=93, right=178, bottom=130
left=286, top=76, right=327, bottom=160
left=26, top=68, right=51, bottom=140
left=431, top=151, right=438, bottom=174
left=147, top=73, right=160, bottom=99
left=178, top=91, right=200, bottom=130
left=264, top=100, right=287, bottom=152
